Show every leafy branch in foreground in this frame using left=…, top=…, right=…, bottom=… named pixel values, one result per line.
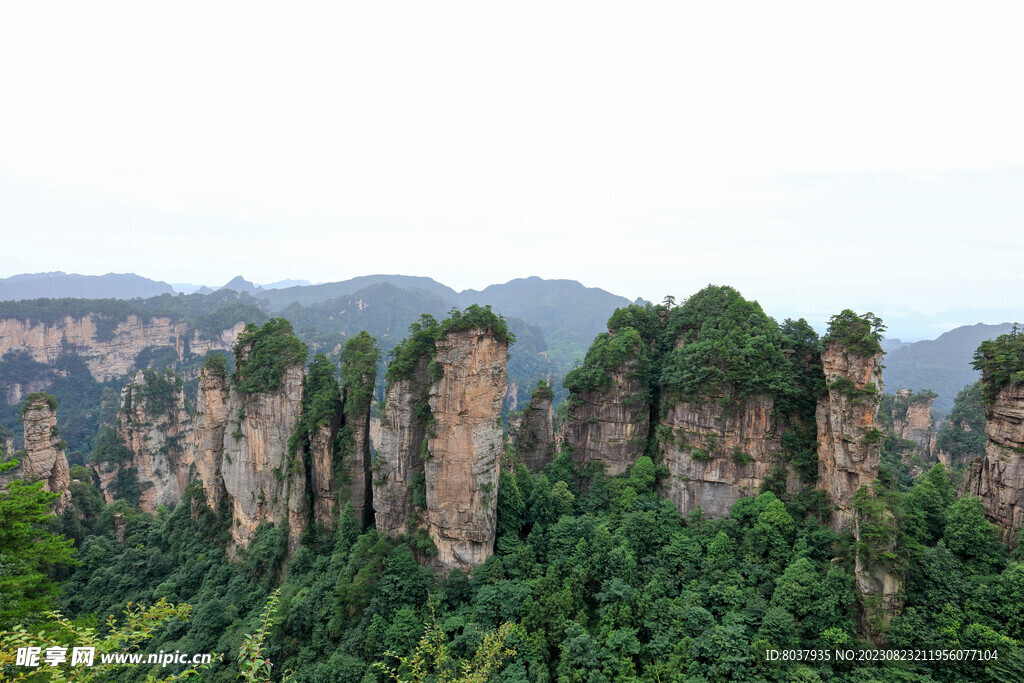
left=374, top=599, right=522, bottom=682
left=0, top=599, right=214, bottom=682
left=238, top=589, right=292, bottom=683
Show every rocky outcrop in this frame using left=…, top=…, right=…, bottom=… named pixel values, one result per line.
left=562, top=359, right=649, bottom=476
left=308, top=422, right=340, bottom=528
left=221, top=362, right=306, bottom=550
left=373, top=358, right=431, bottom=537
left=816, top=340, right=885, bottom=532
left=658, top=394, right=798, bottom=518
left=509, top=383, right=555, bottom=473
left=95, top=371, right=190, bottom=512
left=187, top=364, right=231, bottom=509
left=426, top=329, right=506, bottom=569
left=0, top=394, right=71, bottom=512
left=961, top=384, right=1024, bottom=541
left=336, top=375, right=375, bottom=529
left=0, top=316, right=245, bottom=383
left=890, top=389, right=935, bottom=461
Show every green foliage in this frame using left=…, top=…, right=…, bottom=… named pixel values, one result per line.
left=88, top=425, right=131, bottom=464
left=19, top=392, right=58, bottom=416
left=659, top=285, right=793, bottom=401
left=137, top=369, right=183, bottom=417
left=0, top=599, right=214, bottom=681
left=340, top=331, right=379, bottom=420
left=440, top=304, right=515, bottom=344
left=203, top=351, right=229, bottom=377
left=973, top=326, right=1024, bottom=403
left=823, top=309, right=885, bottom=357
left=935, top=381, right=987, bottom=462
left=0, top=475, right=78, bottom=627
left=563, top=326, right=646, bottom=394
left=233, top=319, right=309, bottom=395
left=386, top=315, right=443, bottom=386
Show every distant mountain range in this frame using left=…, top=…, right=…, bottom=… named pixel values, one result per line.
left=1, top=271, right=1017, bottom=413
left=882, top=322, right=1016, bottom=414
left=0, top=272, right=175, bottom=300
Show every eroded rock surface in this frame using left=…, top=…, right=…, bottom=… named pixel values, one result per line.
left=509, top=384, right=555, bottom=474
left=1, top=395, right=71, bottom=512
left=426, top=329, right=506, bottom=569
left=816, top=340, right=885, bottom=532
left=373, top=358, right=430, bottom=537
left=658, top=394, right=797, bottom=518
left=961, top=384, right=1024, bottom=540
left=563, top=359, right=649, bottom=476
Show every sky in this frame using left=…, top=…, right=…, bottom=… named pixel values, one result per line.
left=1, top=2, right=1022, bottom=340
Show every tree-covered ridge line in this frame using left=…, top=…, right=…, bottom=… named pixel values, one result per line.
left=5, top=285, right=1024, bottom=681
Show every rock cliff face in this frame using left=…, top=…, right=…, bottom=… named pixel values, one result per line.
left=0, top=316, right=245, bottom=383
left=658, top=394, right=797, bottom=518
left=308, top=421, right=340, bottom=528
left=890, top=389, right=935, bottom=461
left=95, top=371, right=190, bottom=512
left=335, top=373, right=375, bottom=528
left=0, top=395, right=71, bottom=512
left=426, top=330, right=506, bottom=569
left=562, top=359, right=649, bottom=476
left=373, top=358, right=431, bottom=537
left=221, top=362, right=305, bottom=550
left=188, top=364, right=232, bottom=510
left=509, top=384, right=555, bottom=473
left=816, top=340, right=885, bottom=532
left=961, top=384, right=1024, bottom=541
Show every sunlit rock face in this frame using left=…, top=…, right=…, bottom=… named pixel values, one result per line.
left=425, top=329, right=507, bottom=570
left=816, top=340, right=885, bottom=532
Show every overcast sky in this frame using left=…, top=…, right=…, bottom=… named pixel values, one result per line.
left=1, top=2, right=1021, bottom=340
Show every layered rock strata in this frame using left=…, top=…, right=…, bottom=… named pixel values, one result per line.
left=562, top=358, right=649, bottom=476
left=815, top=340, right=885, bottom=532
left=658, top=394, right=797, bottom=518
left=426, top=329, right=506, bottom=569
left=509, top=383, right=555, bottom=473
left=961, top=384, right=1024, bottom=541
left=0, top=316, right=245, bottom=383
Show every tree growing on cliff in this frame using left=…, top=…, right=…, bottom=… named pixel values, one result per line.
left=823, top=309, right=886, bottom=357
left=972, top=326, right=1024, bottom=403
left=233, top=318, right=309, bottom=394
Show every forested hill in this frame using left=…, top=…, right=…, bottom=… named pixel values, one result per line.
left=883, top=323, right=1016, bottom=414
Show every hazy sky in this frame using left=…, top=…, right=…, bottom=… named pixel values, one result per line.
left=1, top=2, right=1021, bottom=339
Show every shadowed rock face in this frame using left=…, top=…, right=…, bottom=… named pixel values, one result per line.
left=658, top=394, right=798, bottom=518
left=336, top=374, right=375, bottom=528
left=563, top=359, right=650, bottom=476
left=189, top=365, right=232, bottom=510
left=509, top=386, right=555, bottom=474
left=961, top=384, right=1024, bottom=541
left=816, top=340, right=885, bottom=532
left=373, top=357, right=431, bottom=537
left=1, top=395, right=71, bottom=512
left=96, top=371, right=190, bottom=512
left=426, top=329, right=506, bottom=570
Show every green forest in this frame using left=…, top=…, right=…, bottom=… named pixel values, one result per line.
left=2, top=293, right=1024, bottom=682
